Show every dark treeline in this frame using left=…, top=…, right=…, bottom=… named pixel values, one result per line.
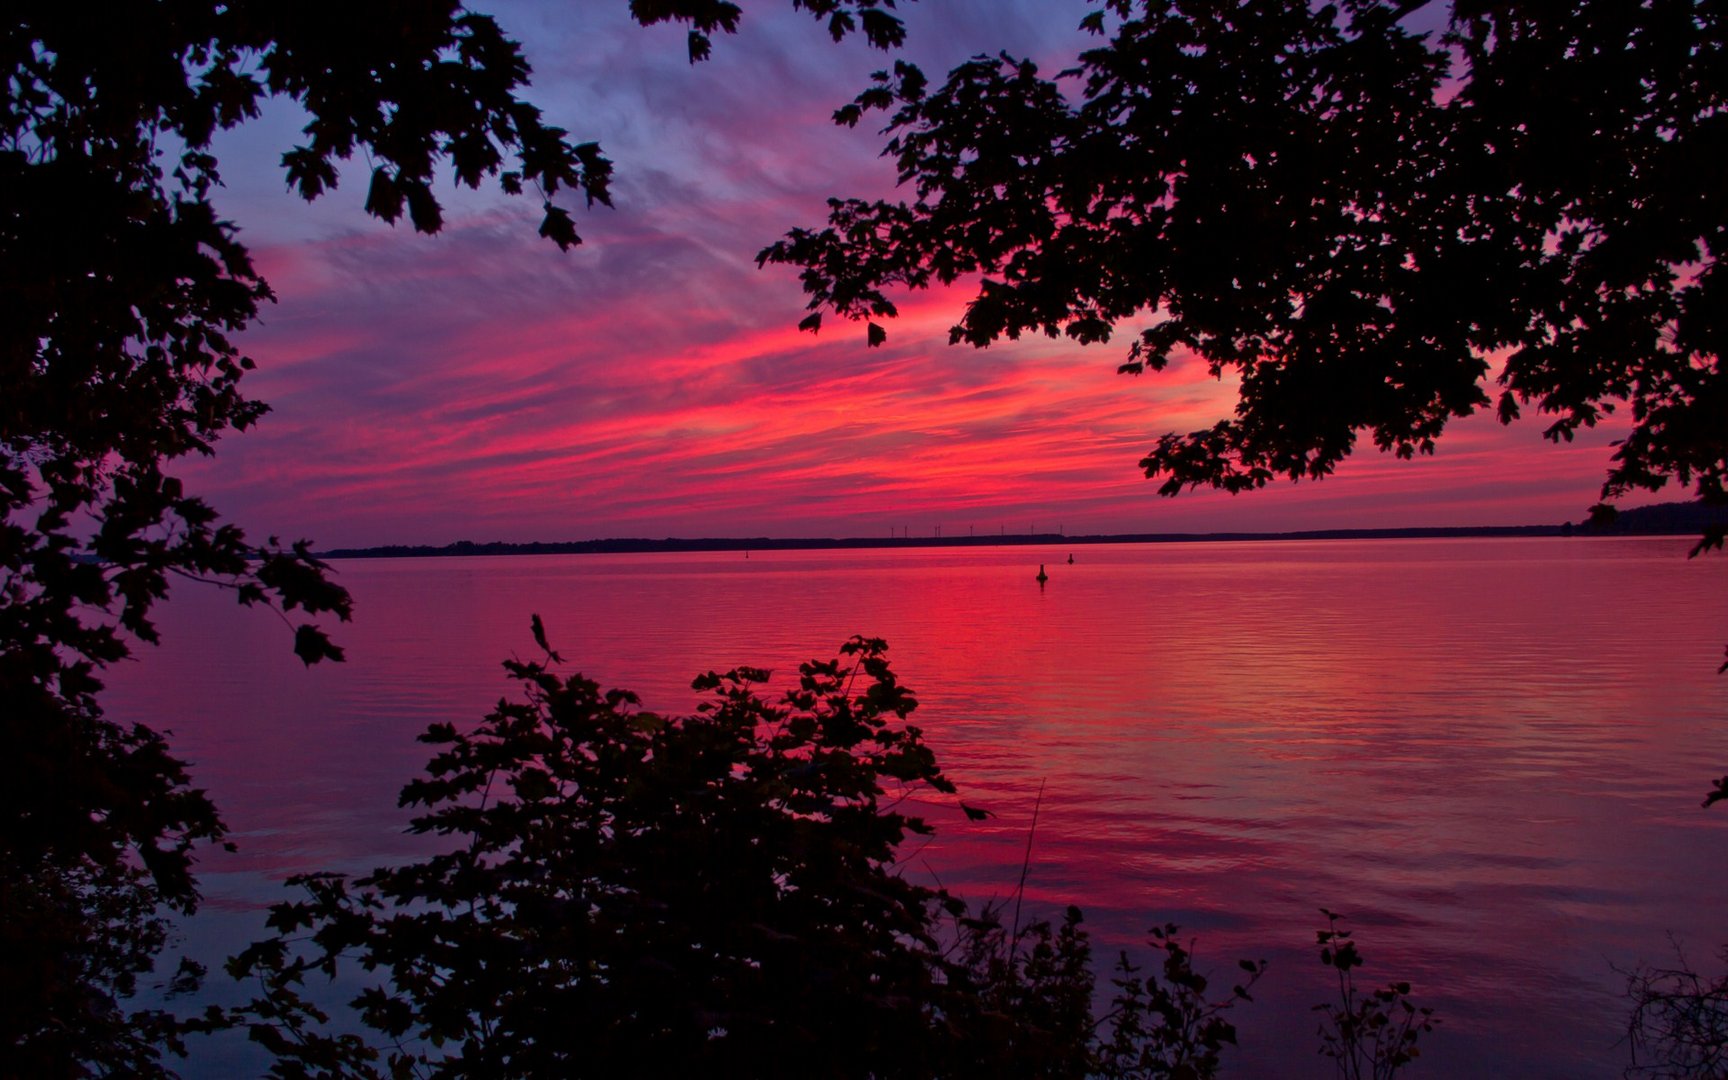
left=317, top=500, right=1727, bottom=560
left=318, top=527, right=1561, bottom=560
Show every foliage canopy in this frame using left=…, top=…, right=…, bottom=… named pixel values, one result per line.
left=761, top=0, right=1727, bottom=517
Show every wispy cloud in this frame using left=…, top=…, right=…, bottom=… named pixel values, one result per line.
left=180, top=2, right=1632, bottom=547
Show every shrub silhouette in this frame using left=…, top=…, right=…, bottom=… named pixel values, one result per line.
left=223, top=625, right=1274, bottom=1078
left=1621, top=943, right=1728, bottom=1079
left=1314, top=909, right=1436, bottom=1080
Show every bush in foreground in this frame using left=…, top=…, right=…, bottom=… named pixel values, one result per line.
left=219, top=625, right=1429, bottom=1078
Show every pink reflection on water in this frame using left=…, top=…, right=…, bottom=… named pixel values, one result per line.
left=105, top=537, right=1728, bottom=1078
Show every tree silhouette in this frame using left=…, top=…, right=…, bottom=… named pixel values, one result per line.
left=2, top=3, right=903, bottom=1069
left=760, top=1, right=1726, bottom=524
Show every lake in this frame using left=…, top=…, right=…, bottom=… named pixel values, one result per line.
left=105, top=536, right=1728, bottom=1077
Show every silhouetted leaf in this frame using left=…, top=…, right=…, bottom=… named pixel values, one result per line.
left=364, top=167, right=404, bottom=224
left=403, top=180, right=443, bottom=234
left=529, top=613, right=564, bottom=663
left=1704, top=777, right=1728, bottom=809
left=687, top=28, right=712, bottom=63
left=282, top=146, right=338, bottom=201
left=293, top=624, right=346, bottom=666
left=538, top=204, right=581, bottom=251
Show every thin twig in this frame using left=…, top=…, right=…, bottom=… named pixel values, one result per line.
left=1008, top=777, right=1046, bottom=967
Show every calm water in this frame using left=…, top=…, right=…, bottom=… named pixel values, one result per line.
left=106, top=537, right=1728, bottom=1077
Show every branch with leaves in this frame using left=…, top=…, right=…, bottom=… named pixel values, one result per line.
left=762, top=1, right=1727, bottom=518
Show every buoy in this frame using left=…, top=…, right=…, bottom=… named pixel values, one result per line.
left=1036, top=564, right=1048, bottom=583
left=1067, top=553, right=1074, bottom=564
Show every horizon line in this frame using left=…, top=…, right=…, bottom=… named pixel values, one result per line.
left=315, top=507, right=1727, bottom=560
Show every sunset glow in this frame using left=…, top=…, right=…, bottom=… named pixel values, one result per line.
left=190, top=1, right=1640, bottom=548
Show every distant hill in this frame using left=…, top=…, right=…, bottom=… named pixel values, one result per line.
left=1576, top=500, right=1728, bottom=535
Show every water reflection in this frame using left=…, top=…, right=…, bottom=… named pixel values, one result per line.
left=105, top=537, right=1728, bottom=1078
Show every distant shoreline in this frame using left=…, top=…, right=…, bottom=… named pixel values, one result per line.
left=318, top=501, right=1728, bottom=560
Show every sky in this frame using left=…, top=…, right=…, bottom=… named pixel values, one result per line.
left=186, top=0, right=1641, bottom=547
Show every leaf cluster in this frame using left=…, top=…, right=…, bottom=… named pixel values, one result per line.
left=630, top=0, right=912, bottom=63
left=0, top=603, right=233, bottom=1074
left=941, top=903, right=1100, bottom=1076
left=1096, top=924, right=1267, bottom=1080
left=0, top=852, right=209, bottom=1077
left=1313, top=909, right=1435, bottom=1080
left=760, top=1, right=1728, bottom=517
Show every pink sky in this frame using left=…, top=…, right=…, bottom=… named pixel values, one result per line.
left=185, top=1, right=1641, bottom=547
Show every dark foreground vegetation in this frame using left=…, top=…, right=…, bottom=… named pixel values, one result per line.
left=26, top=627, right=1728, bottom=1078
left=205, top=628, right=1435, bottom=1079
